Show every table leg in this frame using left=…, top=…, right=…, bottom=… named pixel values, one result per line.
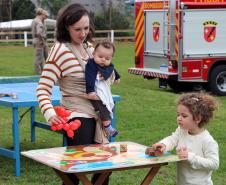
left=75, top=174, right=93, bottom=185
left=30, top=106, right=35, bottom=142
left=140, top=165, right=161, bottom=185
left=12, top=107, right=20, bottom=176
left=55, top=170, right=111, bottom=185
left=54, top=170, right=75, bottom=185
left=93, top=172, right=112, bottom=185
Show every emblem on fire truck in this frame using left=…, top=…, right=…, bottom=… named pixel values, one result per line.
left=152, top=22, right=160, bottom=42
left=203, top=21, right=218, bottom=42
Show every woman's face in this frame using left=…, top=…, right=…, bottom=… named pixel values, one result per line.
left=68, top=15, right=90, bottom=44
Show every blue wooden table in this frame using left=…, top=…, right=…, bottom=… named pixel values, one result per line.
left=0, top=82, right=121, bottom=176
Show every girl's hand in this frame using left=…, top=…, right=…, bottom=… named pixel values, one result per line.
left=176, top=145, right=188, bottom=160
left=152, top=143, right=166, bottom=152
left=48, top=115, right=65, bottom=125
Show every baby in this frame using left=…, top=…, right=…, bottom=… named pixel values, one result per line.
left=85, top=40, right=120, bottom=137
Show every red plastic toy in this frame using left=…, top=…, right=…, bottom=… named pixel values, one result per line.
left=51, top=106, right=81, bottom=138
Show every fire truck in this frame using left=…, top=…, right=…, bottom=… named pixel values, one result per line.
left=128, top=0, right=226, bottom=95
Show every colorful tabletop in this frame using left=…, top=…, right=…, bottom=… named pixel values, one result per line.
left=22, top=141, right=180, bottom=174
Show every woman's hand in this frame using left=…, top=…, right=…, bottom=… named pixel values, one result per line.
left=176, top=145, right=188, bottom=160
left=87, top=92, right=99, bottom=100
left=48, top=115, right=65, bottom=125
left=80, top=92, right=100, bottom=100
left=152, top=143, right=166, bottom=152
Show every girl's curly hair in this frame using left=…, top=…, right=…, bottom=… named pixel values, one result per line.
left=177, top=92, right=218, bottom=128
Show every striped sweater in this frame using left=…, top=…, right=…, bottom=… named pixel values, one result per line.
left=36, top=42, right=94, bottom=121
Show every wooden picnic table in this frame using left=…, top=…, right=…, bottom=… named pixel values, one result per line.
left=22, top=141, right=180, bottom=185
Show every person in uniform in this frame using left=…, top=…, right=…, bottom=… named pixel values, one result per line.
left=31, top=8, right=49, bottom=75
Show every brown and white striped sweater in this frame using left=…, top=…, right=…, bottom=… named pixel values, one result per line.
left=36, top=42, right=94, bottom=122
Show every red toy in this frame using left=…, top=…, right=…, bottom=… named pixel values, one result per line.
left=51, top=106, right=81, bottom=138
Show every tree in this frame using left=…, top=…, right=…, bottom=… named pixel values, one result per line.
left=12, top=0, right=36, bottom=20
left=39, top=0, right=69, bottom=18
left=94, top=14, right=109, bottom=30
left=110, top=8, right=130, bottom=29
left=94, top=7, right=130, bottom=30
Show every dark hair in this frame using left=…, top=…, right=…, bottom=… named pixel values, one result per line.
left=177, top=92, right=218, bottom=127
left=95, top=40, right=116, bottom=56
left=56, top=3, right=94, bottom=43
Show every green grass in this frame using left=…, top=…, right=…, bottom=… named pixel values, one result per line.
left=0, top=43, right=226, bottom=184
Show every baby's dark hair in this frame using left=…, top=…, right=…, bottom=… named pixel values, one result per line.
left=177, top=92, right=218, bottom=127
left=94, top=40, right=115, bottom=56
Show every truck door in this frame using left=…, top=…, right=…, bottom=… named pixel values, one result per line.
left=180, top=9, right=226, bottom=81
left=144, top=10, right=168, bottom=68
left=144, top=10, right=168, bottom=56
left=182, top=9, right=226, bottom=57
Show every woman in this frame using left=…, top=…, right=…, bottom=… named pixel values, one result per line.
left=36, top=3, right=109, bottom=185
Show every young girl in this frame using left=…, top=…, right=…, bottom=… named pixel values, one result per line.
left=152, top=92, right=219, bottom=185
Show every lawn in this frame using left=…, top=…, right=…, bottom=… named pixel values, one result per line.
left=0, top=43, right=225, bottom=185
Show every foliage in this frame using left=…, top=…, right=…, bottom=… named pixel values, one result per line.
left=94, top=7, right=130, bottom=30
left=93, top=14, right=108, bottom=30
left=10, top=0, right=133, bottom=30
left=39, top=0, right=70, bottom=18
left=12, top=0, right=36, bottom=20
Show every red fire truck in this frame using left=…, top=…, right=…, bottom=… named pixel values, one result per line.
left=128, top=0, right=226, bottom=95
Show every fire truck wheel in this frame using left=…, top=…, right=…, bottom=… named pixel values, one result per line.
left=209, top=65, right=226, bottom=96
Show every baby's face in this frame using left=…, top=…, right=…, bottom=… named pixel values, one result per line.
left=93, top=45, right=113, bottom=67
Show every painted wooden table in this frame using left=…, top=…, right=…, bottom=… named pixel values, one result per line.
left=0, top=82, right=120, bottom=176
left=21, top=141, right=180, bottom=185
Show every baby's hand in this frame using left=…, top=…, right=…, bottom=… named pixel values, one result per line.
left=98, top=73, right=104, bottom=81
left=87, top=92, right=99, bottom=100
left=152, top=143, right=166, bottom=152
left=176, top=145, right=188, bottom=160
left=114, top=79, right=120, bottom=84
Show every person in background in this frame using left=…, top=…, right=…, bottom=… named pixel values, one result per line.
left=31, top=7, right=49, bottom=75
left=85, top=40, right=120, bottom=138
left=36, top=3, right=110, bottom=185
left=150, top=92, right=219, bottom=185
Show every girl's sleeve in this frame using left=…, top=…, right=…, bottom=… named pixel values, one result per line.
left=160, top=127, right=181, bottom=151
left=187, top=139, right=219, bottom=170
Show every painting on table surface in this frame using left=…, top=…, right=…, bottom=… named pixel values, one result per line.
left=22, top=142, right=180, bottom=173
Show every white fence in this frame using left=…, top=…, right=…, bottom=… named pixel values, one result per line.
left=0, top=29, right=134, bottom=47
